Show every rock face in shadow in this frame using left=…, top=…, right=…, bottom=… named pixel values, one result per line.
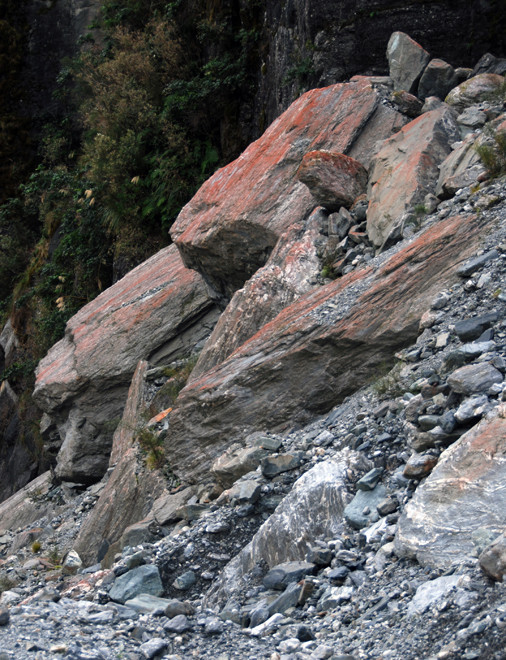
left=74, top=361, right=166, bottom=566
left=252, top=1, right=505, bottom=132
left=168, top=212, right=485, bottom=485
left=171, top=79, right=405, bottom=300
left=395, top=407, right=506, bottom=568
left=33, top=245, right=218, bottom=484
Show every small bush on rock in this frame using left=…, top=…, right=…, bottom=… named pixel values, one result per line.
left=476, top=128, right=506, bottom=178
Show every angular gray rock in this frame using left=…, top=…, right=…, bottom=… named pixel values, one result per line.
left=109, top=564, right=163, bottom=604
left=387, top=31, right=430, bottom=93
left=447, top=363, right=503, bottom=395
left=344, top=484, right=386, bottom=529
left=418, top=59, right=458, bottom=100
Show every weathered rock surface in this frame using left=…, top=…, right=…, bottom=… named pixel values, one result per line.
left=479, top=531, right=506, bottom=581
left=73, top=362, right=165, bottom=565
left=109, top=564, right=163, bottom=604
left=395, top=407, right=506, bottom=568
left=367, top=105, right=460, bottom=248
left=445, top=73, right=505, bottom=112
left=387, top=31, right=430, bottom=93
left=0, top=471, right=56, bottom=534
left=33, top=245, right=218, bottom=484
left=296, top=151, right=368, bottom=211
left=191, top=211, right=323, bottom=378
left=168, top=212, right=484, bottom=484
left=436, top=132, right=486, bottom=199
left=171, top=78, right=406, bottom=299
left=209, top=451, right=362, bottom=604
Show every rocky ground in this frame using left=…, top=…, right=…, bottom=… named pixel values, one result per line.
left=1, top=173, right=505, bottom=659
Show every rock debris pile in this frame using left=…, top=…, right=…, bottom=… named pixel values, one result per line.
left=1, top=32, right=506, bottom=660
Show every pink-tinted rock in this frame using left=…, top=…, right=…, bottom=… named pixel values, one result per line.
left=395, top=406, right=506, bottom=568
left=33, top=245, right=218, bottom=483
left=296, top=151, right=368, bottom=211
left=445, top=73, right=505, bottom=112
left=168, top=213, right=484, bottom=485
left=367, top=105, right=460, bottom=248
left=74, top=361, right=166, bottom=565
left=171, top=79, right=406, bottom=298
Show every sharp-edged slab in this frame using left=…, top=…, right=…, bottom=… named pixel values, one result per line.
left=367, top=105, right=460, bottom=248
left=32, top=245, right=218, bottom=484
left=168, top=213, right=484, bottom=484
left=73, top=362, right=165, bottom=565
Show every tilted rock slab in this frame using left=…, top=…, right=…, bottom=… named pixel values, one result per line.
left=33, top=245, right=218, bottom=484
left=74, top=361, right=166, bottom=566
left=189, top=85, right=405, bottom=377
left=171, top=78, right=405, bottom=299
left=367, top=105, right=460, bottom=248
left=208, top=450, right=365, bottom=605
left=168, top=213, right=484, bottom=485
left=395, top=406, right=506, bottom=568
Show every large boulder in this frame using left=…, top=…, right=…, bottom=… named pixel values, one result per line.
left=208, top=451, right=364, bottom=605
left=386, top=31, right=430, bottom=93
left=74, top=361, right=166, bottom=566
left=417, top=58, right=458, bottom=100
left=445, top=73, right=505, bottom=112
left=171, top=78, right=406, bottom=299
left=33, top=245, right=218, bottom=484
left=366, top=105, right=460, bottom=248
left=167, top=212, right=485, bottom=485
left=295, top=151, right=368, bottom=211
left=395, top=406, right=506, bottom=568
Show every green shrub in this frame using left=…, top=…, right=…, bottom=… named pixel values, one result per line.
left=475, top=128, right=506, bottom=178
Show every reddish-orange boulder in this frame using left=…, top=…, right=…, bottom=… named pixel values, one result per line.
left=296, top=151, right=368, bottom=211
left=171, top=78, right=405, bottom=298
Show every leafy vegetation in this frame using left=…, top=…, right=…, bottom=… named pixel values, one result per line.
left=0, top=0, right=263, bottom=379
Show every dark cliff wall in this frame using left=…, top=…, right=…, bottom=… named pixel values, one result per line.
left=250, top=0, right=506, bottom=134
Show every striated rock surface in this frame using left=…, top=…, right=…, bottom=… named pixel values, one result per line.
left=168, top=212, right=484, bottom=484
left=191, top=210, right=323, bottom=378
left=33, top=245, right=218, bottom=484
left=367, top=105, right=460, bottom=248
left=395, top=407, right=506, bottom=568
left=171, top=79, right=405, bottom=299
left=295, top=151, right=368, bottom=211
left=209, top=451, right=363, bottom=604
